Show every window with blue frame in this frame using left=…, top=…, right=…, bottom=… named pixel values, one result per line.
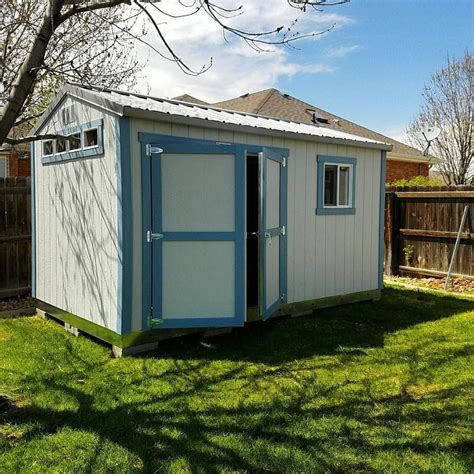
left=41, top=119, right=103, bottom=164
left=316, top=155, right=356, bottom=215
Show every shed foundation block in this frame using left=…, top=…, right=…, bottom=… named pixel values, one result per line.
left=64, top=323, right=80, bottom=337
left=112, top=341, right=159, bottom=358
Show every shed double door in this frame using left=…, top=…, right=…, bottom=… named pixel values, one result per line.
left=146, top=136, right=287, bottom=328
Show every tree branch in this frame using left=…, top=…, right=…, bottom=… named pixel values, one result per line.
left=4, top=133, right=68, bottom=146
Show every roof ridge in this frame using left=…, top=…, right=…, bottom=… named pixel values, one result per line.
left=254, top=88, right=280, bottom=115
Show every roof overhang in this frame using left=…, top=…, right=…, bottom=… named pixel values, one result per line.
left=123, top=107, right=392, bottom=151
left=388, top=152, right=441, bottom=164
left=32, top=85, right=392, bottom=151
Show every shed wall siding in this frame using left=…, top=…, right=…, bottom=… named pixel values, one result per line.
left=130, top=119, right=382, bottom=331
left=34, top=96, right=120, bottom=331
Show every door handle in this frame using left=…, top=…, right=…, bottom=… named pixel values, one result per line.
left=147, top=230, right=164, bottom=242
left=264, top=232, right=272, bottom=244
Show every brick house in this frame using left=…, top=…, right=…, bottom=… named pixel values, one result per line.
left=0, top=147, right=30, bottom=178
left=174, top=89, right=437, bottom=182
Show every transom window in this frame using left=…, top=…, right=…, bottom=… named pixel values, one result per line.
left=316, top=155, right=356, bottom=215
left=40, top=119, right=103, bottom=164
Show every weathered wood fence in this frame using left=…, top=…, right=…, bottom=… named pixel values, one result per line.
left=0, top=177, right=31, bottom=298
left=385, top=185, right=474, bottom=279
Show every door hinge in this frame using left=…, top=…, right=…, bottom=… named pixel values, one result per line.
left=280, top=293, right=286, bottom=303
left=147, top=230, right=164, bottom=242
left=280, top=225, right=286, bottom=236
left=281, top=157, right=287, bottom=167
left=146, top=144, right=163, bottom=156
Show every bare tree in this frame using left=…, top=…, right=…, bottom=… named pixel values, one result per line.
left=408, top=52, right=473, bottom=185
left=0, top=0, right=349, bottom=146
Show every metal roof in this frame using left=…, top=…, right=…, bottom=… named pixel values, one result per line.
left=36, top=85, right=392, bottom=150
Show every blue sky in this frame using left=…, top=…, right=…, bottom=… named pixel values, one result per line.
left=139, top=0, right=473, bottom=142
left=278, top=0, right=473, bottom=140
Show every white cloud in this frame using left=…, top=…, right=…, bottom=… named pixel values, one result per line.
left=380, top=127, right=410, bottom=145
left=131, top=0, right=353, bottom=102
left=325, top=44, right=359, bottom=58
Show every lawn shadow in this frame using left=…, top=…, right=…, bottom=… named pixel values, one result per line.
left=146, top=286, right=474, bottom=365
left=1, top=285, right=473, bottom=472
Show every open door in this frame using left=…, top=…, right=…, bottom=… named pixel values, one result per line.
left=259, top=148, right=288, bottom=320
left=145, top=136, right=245, bottom=329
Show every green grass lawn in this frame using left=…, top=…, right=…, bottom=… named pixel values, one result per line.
left=1, top=284, right=473, bottom=473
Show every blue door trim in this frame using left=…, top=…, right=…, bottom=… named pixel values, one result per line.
left=378, top=150, right=387, bottom=289
left=116, top=117, right=132, bottom=334
left=141, top=133, right=246, bottom=329
left=261, top=147, right=288, bottom=321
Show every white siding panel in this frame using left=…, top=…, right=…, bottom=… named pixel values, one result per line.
left=34, top=97, right=119, bottom=330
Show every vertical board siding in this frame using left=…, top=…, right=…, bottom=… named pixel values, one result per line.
left=130, top=118, right=383, bottom=330
left=34, top=97, right=119, bottom=331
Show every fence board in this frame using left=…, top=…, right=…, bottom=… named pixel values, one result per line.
left=0, top=177, right=31, bottom=298
left=385, top=185, right=474, bottom=278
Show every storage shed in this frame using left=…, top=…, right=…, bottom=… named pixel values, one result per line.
left=31, top=84, right=391, bottom=355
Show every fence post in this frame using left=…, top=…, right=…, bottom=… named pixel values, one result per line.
left=384, top=188, right=400, bottom=276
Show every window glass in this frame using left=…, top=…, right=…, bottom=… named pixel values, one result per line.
left=339, top=166, right=350, bottom=206
left=68, top=132, right=81, bottom=151
left=324, top=164, right=337, bottom=206
left=84, top=128, right=98, bottom=147
left=56, top=137, right=67, bottom=153
left=43, top=140, right=53, bottom=156
left=0, top=157, right=6, bottom=178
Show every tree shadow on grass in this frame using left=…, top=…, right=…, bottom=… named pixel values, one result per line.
left=147, top=286, right=474, bottom=365
left=1, top=285, right=473, bottom=471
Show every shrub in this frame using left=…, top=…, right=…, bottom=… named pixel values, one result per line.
left=387, top=175, right=444, bottom=187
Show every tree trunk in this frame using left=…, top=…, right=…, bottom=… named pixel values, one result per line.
left=0, top=0, right=65, bottom=146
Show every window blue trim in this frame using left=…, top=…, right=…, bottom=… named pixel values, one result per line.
left=31, top=143, right=36, bottom=297
left=378, top=150, right=387, bottom=289
left=316, top=155, right=357, bottom=215
left=41, top=119, right=104, bottom=164
left=116, top=117, right=132, bottom=334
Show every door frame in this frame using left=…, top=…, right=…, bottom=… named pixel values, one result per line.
left=139, top=132, right=289, bottom=329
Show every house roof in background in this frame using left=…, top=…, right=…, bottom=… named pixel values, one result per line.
left=34, top=84, right=392, bottom=150
left=175, top=88, right=433, bottom=162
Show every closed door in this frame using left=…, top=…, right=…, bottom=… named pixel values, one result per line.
left=260, top=148, right=288, bottom=320
left=148, top=137, right=245, bottom=328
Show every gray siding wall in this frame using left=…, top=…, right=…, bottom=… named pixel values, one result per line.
left=34, top=96, right=120, bottom=331
left=129, top=118, right=382, bottom=332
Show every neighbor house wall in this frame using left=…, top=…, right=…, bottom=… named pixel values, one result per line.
left=127, top=118, right=383, bottom=332
left=386, top=160, right=429, bottom=183
left=33, top=96, right=120, bottom=332
left=8, top=153, right=30, bottom=177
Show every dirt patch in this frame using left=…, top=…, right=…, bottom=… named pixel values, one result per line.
left=389, top=276, right=474, bottom=295
left=0, top=296, right=35, bottom=312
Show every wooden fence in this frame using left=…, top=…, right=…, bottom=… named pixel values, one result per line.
left=385, top=185, right=474, bottom=279
left=0, top=177, right=31, bottom=298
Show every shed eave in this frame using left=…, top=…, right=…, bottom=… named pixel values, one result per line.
left=388, top=152, right=441, bottom=164
left=123, top=107, right=393, bottom=151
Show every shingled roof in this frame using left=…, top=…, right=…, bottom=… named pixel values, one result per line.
left=211, top=88, right=425, bottom=160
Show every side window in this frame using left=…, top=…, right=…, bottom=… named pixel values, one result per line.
left=41, top=119, right=103, bottom=164
left=316, top=156, right=356, bottom=215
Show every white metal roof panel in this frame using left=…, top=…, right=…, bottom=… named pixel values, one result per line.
left=37, top=85, right=392, bottom=149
